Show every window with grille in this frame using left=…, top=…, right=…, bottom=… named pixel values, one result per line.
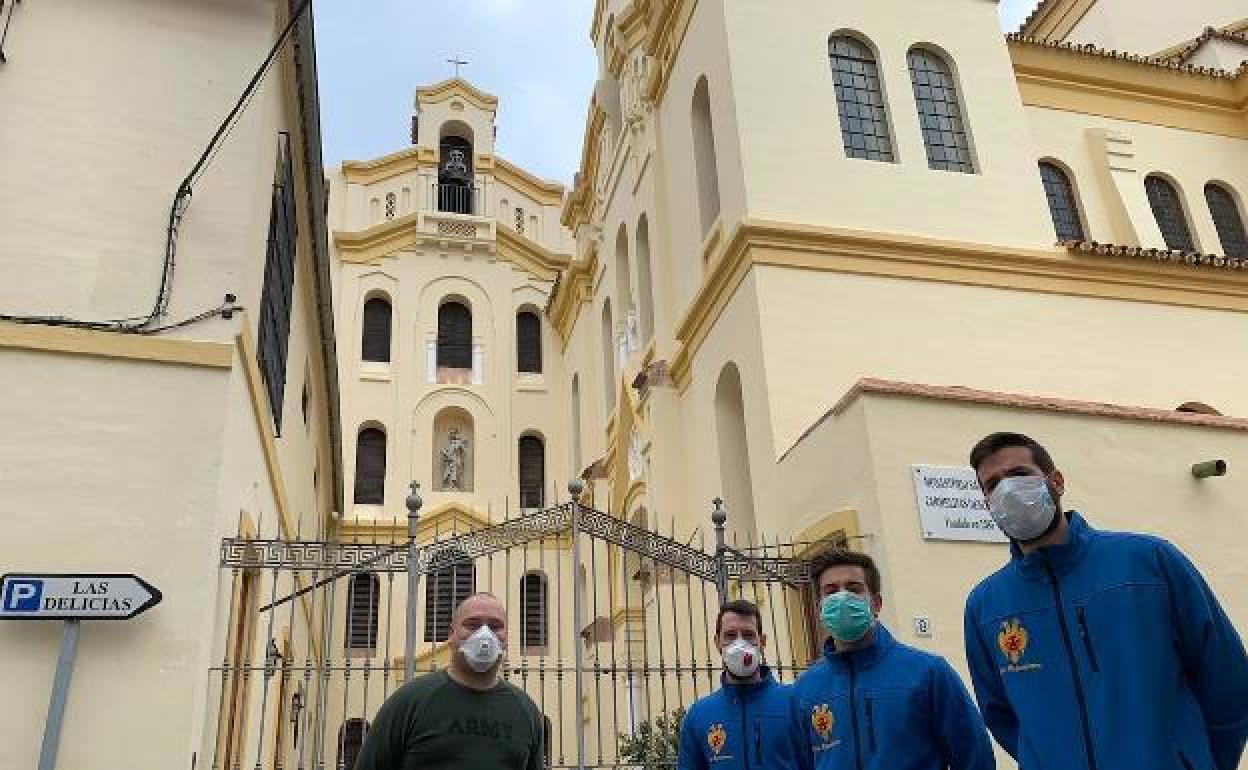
left=1205, top=183, right=1247, bottom=258
left=337, top=719, right=367, bottom=770
left=353, top=428, right=386, bottom=505
left=1038, top=162, right=1085, bottom=242
left=345, top=573, right=379, bottom=650
left=828, top=36, right=894, bottom=162
left=425, top=553, right=474, bottom=642
left=361, top=298, right=392, bottom=363
left=384, top=193, right=396, bottom=220
left=1145, top=176, right=1195, bottom=252
left=907, top=49, right=974, bottom=173
left=515, top=207, right=525, bottom=234
left=437, top=301, right=472, bottom=369
left=516, top=311, right=542, bottom=374
left=518, top=435, right=545, bottom=509
left=520, top=572, right=548, bottom=650
left=257, top=133, right=299, bottom=434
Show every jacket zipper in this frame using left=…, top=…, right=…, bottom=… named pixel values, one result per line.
left=1177, top=750, right=1195, bottom=770
left=1044, top=560, right=1099, bottom=770
left=1076, top=607, right=1101, bottom=673
left=848, top=658, right=863, bottom=770
left=865, top=697, right=876, bottom=754
left=739, top=696, right=751, bottom=770
left=754, top=722, right=761, bottom=765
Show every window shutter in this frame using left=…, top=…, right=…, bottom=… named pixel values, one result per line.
left=425, top=553, right=474, bottom=642
left=516, top=312, right=542, bottom=374
left=353, top=429, right=386, bottom=505
left=361, top=298, right=392, bottom=363
left=1145, top=176, right=1195, bottom=252
left=518, top=436, right=545, bottom=509
left=345, top=573, right=379, bottom=650
left=520, top=572, right=548, bottom=649
left=437, top=302, right=472, bottom=369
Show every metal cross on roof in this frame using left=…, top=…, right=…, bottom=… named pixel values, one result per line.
left=447, top=58, right=469, bottom=77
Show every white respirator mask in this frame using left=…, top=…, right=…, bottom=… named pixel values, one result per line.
left=460, top=625, right=503, bottom=673
left=987, top=475, right=1058, bottom=542
left=723, top=638, right=762, bottom=679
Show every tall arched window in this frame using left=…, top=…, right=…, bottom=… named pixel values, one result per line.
left=615, top=223, right=633, bottom=321
left=691, top=76, right=722, bottom=237
left=516, top=310, right=543, bottom=374
left=601, top=300, right=616, bottom=413
left=425, top=550, right=474, bottom=642
left=1038, top=161, right=1085, bottom=242
left=829, top=35, right=894, bottom=162
left=520, top=571, right=548, bottom=651
left=353, top=427, right=386, bottom=505
left=1145, top=175, right=1195, bottom=251
left=635, top=216, right=656, bottom=343
left=345, top=573, right=379, bottom=650
left=907, top=48, right=974, bottom=173
left=337, top=719, right=367, bottom=770
left=571, top=375, right=583, bottom=474
left=715, top=364, right=756, bottom=543
left=437, top=300, right=472, bottom=369
left=518, top=434, right=545, bottom=509
left=1205, top=183, right=1247, bottom=258
left=361, top=297, right=392, bottom=363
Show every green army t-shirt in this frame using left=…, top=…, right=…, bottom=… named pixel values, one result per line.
left=354, top=669, right=544, bottom=770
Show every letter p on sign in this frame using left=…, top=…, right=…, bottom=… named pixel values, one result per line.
left=3, top=579, right=43, bottom=612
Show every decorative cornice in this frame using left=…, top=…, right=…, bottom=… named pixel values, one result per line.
left=0, top=321, right=234, bottom=368
left=1018, top=0, right=1097, bottom=40
left=414, top=77, right=499, bottom=112
left=496, top=225, right=572, bottom=282
left=1007, top=34, right=1242, bottom=78
left=1063, top=240, right=1247, bottom=270
left=562, top=105, right=606, bottom=229
left=341, top=146, right=437, bottom=185
left=1154, top=21, right=1248, bottom=63
left=493, top=156, right=565, bottom=206
left=668, top=219, right=1248, bottom=391
left=546, top=244, right=599, bottom=348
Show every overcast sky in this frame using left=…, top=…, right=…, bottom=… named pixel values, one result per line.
left=313, top=0, right=1039, bottom=186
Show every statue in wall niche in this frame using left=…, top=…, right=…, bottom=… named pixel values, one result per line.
left=441, top=427, right=468, bottom=490
left=626, top=305, right=641, bottom=353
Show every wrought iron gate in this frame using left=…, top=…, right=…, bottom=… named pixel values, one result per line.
left=201, top=492, right=826, bottom=770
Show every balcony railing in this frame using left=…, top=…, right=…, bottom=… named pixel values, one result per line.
left=435, top=183, right=476, bottom=216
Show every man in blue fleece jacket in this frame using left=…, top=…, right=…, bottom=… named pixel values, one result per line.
left=677, top=599, right=808, bottom=770
left=792, top=549, right=994, bottom=770
left=963, top=432, right=1248, bottom=770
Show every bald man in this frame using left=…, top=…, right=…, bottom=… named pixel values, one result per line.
left=354, top=592, right=545, bottom=770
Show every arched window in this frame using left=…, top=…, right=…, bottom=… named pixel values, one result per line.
left=615, top=223, right=633, bottom=315
left=437, top=300, right=472, bottom=369
left=691, top=76, right=722, bottom=237
left=518, top=434, right=545, bottom=509
left=424, top=549, right=474, bottom=642
left=353, top=427, right=386, bottom=505
left=438, top=123, right=474, bottom=215
left=601, top=300, right=616, bottom=413
left=828, top=35, right=894, bottom=162
left=715, top=364, right=756, bottom=543
left=520, top=571, right=548, bottom=651
left=907, top=48, right=974, bottom=173
left=516, top=311, right=543, bottom=374
left=635, top=216, right=656, bottom=343
left=361, top=297, right=392, bottom=363
left=1145, top=175, right=1195, bottom=251
left=1205, top=183, right=1247, bottom=258
left=571, top=375, right=583, bottom=474
left=337, top=719, right=367, bottom=770
left=1038, top=161, right=1085, bottom=242
left=345, top=573, right=379, bottom=650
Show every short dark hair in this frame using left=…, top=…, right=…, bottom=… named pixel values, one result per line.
left=715, top=599, right=763, bottom=637
left=969, top=432, right=1056, bottom=475
left=809, top=549, right=881, bottom=595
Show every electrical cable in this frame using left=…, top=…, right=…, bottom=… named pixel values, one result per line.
left=0, top=0, right=312, bottom=334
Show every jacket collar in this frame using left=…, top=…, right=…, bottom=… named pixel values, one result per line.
left=821, top=623, right=896, bottom=671
left=1010, top=511, right=1093, bottom=579
left=720, top=664, right=777, bottom=700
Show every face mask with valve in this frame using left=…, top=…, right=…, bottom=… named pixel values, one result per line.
left=987, top=475, right=1058, bottom=542
left=460, top=625, right=503, bottom=673
left=722, top=638, right=762, bottom=679
left=821, top=590, right=875, bottom=643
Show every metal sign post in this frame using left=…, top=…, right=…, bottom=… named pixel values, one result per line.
left=1, top=573, right=162, bottom=770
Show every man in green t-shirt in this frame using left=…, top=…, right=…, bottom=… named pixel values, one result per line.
left=354, top=592, right=545, bottom=770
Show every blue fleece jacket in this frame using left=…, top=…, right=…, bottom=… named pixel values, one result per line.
left=964, top=512, right=1248, bottom=770
left=677, top=665, right=808, bottom=770
left=791, top=624, right=994, bottom=770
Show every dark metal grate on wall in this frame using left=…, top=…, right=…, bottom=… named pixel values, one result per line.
left=520, top=572, right=548, bottom=649
left=424, top=553, right=475, bottom=642
left=345, top=573, right=379, bottom=650
left=518, top=435, right=545, bottom=509
left=257, top=133, right=299, bottom=434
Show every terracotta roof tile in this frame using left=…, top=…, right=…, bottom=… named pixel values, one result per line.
left=1061, top=240, right=1248, bottom=271
left=1007, top=34, right=1245, bottom=78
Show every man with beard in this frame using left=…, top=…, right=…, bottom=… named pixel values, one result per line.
left=963, top=432, right=1248, bottom=770
left=677, top=599, right=807, bottom=770
left=354, top=592, right=544, bottom=770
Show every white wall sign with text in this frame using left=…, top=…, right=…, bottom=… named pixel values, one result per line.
left=911, top=465, right=1008, bottom=543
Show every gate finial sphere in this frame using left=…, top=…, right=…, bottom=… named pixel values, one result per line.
left=406, top=481, right=423, bottom=515
left=711, top=497, right=727, bottom=526
left=568, top=478, right=586, bottom=498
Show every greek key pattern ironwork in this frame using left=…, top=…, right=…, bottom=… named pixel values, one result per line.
left=220, top=539, right=411, bottom=571
left=576, top=506, right=719, bottom=582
